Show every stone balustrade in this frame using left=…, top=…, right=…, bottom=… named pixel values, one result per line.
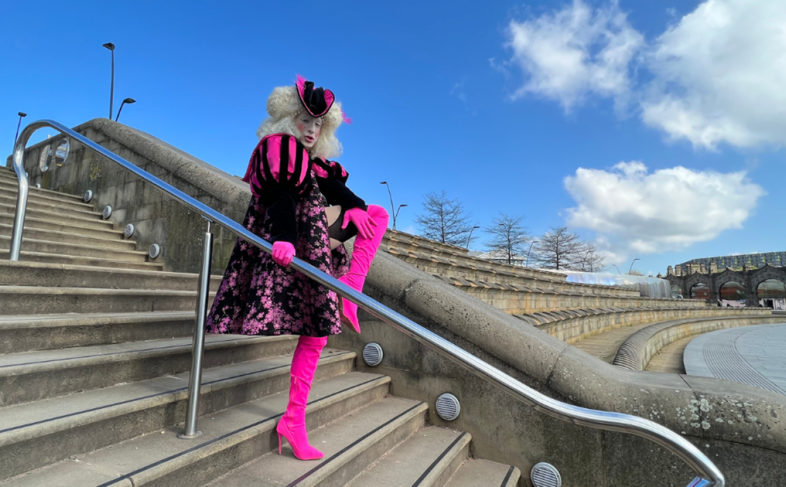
left=524, top=307, right=773, bottom=343
left=384, top=229, right=470, bottom=255
left=383, top=243, right=639, bottom=298
left=436, top=276, right=707, bottom=314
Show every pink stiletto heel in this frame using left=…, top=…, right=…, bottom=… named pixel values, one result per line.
left=276, top=336, right=328, bottom=461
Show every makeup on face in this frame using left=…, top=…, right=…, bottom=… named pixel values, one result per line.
left=296, top=113, right=322, bottom=149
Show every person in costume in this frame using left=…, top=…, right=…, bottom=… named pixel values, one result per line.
left=206, top=75, right=389, bottom=461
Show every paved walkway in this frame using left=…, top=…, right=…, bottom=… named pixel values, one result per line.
left=684, top=323, right=786, bottom=395
left=645, top=335, right=695, bottom=374
left=572, top=323, right=654, bottom=363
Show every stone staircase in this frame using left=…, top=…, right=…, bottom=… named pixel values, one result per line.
left=0, top=168, right=520, bottom=486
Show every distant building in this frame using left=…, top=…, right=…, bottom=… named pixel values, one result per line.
left=664, top=253, right=786, bottom=308
left=677, top=251, right=786, bottom=272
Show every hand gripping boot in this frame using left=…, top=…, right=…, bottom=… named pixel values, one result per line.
left=339, top=204, right=389, bottom=333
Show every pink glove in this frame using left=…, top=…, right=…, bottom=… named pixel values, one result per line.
left=342, top=207, right=377, bottom=239
left=271, top=241, right=295, bottom=267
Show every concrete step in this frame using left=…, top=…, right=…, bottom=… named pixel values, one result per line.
left=0, top=184, right=96, bottom=213
left=0, top=213, right=125, bottom=241
left=0, top=249, right=164, bottom=270
left=0, top=285, right=199, bottom=315
left=0, top=311, right=195, bottom=353
left=445, top=459, right=521, bottom=487
left=0, top=235, right=148, bottom=263
left=0, top=334, right=297, bottom=407
left=0, top=191, right=101, bottom=219
left=0, top=201, right=113, bottom=230
left=0, top=370, right=387, bottom=486
left=0, top=177, right=89, bottom=205
left=0, top=260, right=220, bottom=290
left=346, top=427, right=471, bottom=486
left=0, top=222, right=136, bottom=250
left=205, top=395, right=428, bottom=487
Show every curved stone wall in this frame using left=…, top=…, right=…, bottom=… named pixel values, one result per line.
left=613, top=315, right=786, bottom=370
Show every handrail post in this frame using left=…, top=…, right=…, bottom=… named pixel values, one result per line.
left=9, top=135, right=30, bottom=261
left=179, top=219, right=213, bottom=439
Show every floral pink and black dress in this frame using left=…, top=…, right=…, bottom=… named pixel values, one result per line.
left=205, top=133, right=365, bottom=338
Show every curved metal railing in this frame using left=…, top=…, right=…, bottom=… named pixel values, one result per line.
left=8, top=120, right=723, bottom=487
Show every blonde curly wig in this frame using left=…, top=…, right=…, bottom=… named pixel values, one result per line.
left=256, top=85, right=344, bottom=160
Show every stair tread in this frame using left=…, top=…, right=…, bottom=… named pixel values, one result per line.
left=0, top=347, right=350, bottom=444
left=0, top=201, right=109, bottom=225
left=0, top=333, right=275, bottom=371
left=0, top=214, right=123, bottom=237
left=0, top=251, right=163, bottom=269
left=346, top=427, right=470, bottom=486
left=0, top=285, right=198, bottom=296
left=0, top=178, right=87, bottom=201
left=0, top=371, right=386, bottom=487
left=0, top=259, right=214, bottom=278
left=0, top=311, right=195, bottom=330
left=445, top=459, right=520, bottom=487
left=0, top=192, right=101, bottom=217
left=0, top=235, right=146, bottom=257
left=207, top=396, right=427, bottom=487
left=0, top=222, right=136, bottom=248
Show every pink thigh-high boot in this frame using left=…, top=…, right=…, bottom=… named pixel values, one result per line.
left=276, top=335, right=327, bottom=460
left=339, top=204, right=390, bottom=333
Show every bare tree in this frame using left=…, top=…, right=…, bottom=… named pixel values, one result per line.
left=533, top=226, right=583, bottom=270
left=415, top=191, right=474, bottom=246
left=575, top=243, right=606, bottom=272
left=485, top=214, right=530, bottom=265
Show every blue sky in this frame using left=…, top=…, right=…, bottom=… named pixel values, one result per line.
left=2, top=0, right=784, bottom=276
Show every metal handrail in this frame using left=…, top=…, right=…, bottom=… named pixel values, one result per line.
left=9, top=120, right=723, bottom=487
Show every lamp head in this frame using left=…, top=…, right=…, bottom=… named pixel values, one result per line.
left=401, top=204, right=408, bottom=207
left=103, top=42, right=115, bottom=51
left=18, top=112, right=27, bottom=117
left=380, top=181, right=388, bottom=185
left=122, top=98, right=136, bottom=104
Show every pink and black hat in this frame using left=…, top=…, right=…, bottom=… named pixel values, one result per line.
left=295, top=74, right=335, bottom=118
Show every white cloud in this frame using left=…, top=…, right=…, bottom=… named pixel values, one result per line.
left=505, top=0, right=643, bottom=111
left=504, top=0, right=786, bottom=149
left=564, top=162, right=766, bottom=262
left=641, top=0, right=786, bottom=149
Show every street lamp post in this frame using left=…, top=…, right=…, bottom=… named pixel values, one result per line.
left=115, top=98, right=136, bottom=121
left=394, top=204, right=407, bottom=230
left=13, top=112, right=27, bottom=147
left=380, top=181, right=398, bottom=230
left=612, top=264, right=622, bottom=274
left=466, top=225, right=480, bottom=249
left=525, top=239, right=537, bottom=267
left=103, top=43, right=115, bottom=120
left=629, top=258, right=640, bottom=274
